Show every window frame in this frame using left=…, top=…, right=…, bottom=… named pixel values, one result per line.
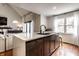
left=56, top=17, right=74, bottom=34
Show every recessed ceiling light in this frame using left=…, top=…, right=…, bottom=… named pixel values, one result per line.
left=53, top=6, right=56, bottom=9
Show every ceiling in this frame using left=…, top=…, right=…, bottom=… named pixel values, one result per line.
left=9, top=5, right=30, bottom=16
left=9, top=3, right=79, bottom=16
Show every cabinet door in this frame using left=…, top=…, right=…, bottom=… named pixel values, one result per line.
left=55, top=35, right=60, bottom=49
left=43, top=36, right=50, bottom=56
left=0, top=37, right=5, bottom=52
left=36, top=39, right=43, bottom=56
left=6, top=35, right=13, bottom=50
left=0, top=35, right=13, bottom=52
left=50, top=35, right=55, bottom=54
left=26, top=41, right=37, bottom=56
left=27, top=47, right=38, bottom=56
left=26, top=38, right=43, bottom=56
left=57, top=36, right=60, bottom=47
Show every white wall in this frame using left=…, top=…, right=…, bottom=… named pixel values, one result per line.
left=0, top=4, right=22, bottom=29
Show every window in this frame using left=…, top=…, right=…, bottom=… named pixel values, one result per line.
left=66, top=17, right=74, bottom=34
left=54, top=16, right=75, bottom=34
left=23, top=21, right=33, bottom=33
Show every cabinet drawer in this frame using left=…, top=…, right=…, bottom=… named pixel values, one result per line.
left=36, top=38, right=43, bottom=45
left=26, top=41, right=37, bottom=49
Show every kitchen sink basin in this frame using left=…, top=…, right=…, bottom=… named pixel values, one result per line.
left=37, top=33, right=50, bottom=35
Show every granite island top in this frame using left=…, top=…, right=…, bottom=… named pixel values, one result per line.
left=14, top=31, right=58, bottom=42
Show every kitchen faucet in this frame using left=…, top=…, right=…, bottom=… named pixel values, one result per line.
left=40, top=25, right=46, bottom=34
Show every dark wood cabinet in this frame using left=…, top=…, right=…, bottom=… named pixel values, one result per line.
left=26, top=40, right=37, bottom=56
left=26, top=34, right=60, bottom=56
left=54, top=35, right=60, bottom=49
left=26, top=38, right=43, bottom=56
left=49, top=34, right=60, bottom=55
left=43, top=36, right=50, bottom=56
left=50, top=35, right=55, bottom=55
left=36, top=39, right=43, bottom=56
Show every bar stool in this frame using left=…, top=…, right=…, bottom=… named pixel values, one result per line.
left=58, top=35, right=63, bottom=46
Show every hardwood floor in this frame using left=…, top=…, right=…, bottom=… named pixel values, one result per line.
left=0, top=43, right=79, bottom=56
left=52, top=43, right=79, bottom=56
left=0, top=49, right=13, bottom=56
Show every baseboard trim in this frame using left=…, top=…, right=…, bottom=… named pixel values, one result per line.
left=63, top=42, right=79, bottom=47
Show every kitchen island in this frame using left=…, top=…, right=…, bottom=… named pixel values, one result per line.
left=13, top=32, right=60, bottom=56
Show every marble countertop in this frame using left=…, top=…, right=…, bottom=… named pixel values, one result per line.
left=14, top=31, right=57, bottom=42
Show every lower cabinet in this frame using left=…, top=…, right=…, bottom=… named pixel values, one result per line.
left=54, top=35, right=60, bottom=49
left=26, top=38, right=43, bottom=56
left=50, top=35, right=55, bottom=55
left=36, top=39, right=43, bottom=56
left=0, top=35, right=13, bottom=53
left=43, top=36, right=50, bottom=56
left=0, top=37, right=5, bottom=52
left=26, top=35, right=60, bottom=56
left=6, top=35, right=13, bottom=50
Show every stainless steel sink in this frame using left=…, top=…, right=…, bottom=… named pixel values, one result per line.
left=37, top=33, right=50, bottom=35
